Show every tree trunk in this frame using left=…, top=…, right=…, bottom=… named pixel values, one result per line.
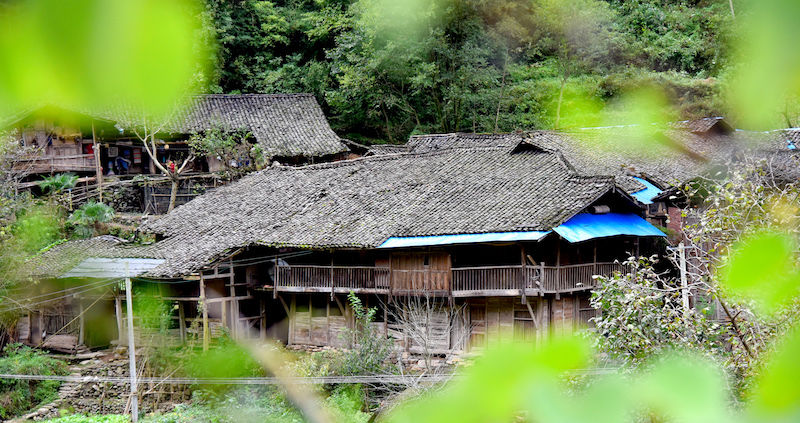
left=494, top=52, right=508, bottom=133
left=555, top=73, right=568, bottom=130
left=168, top=178, right=179, bottom=213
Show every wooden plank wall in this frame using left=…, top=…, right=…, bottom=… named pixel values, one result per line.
left=289, top=294, right=350, bottom=347
left=550, top=296, right=578, bottom=336
left=390, top=253, right=451, bottom=291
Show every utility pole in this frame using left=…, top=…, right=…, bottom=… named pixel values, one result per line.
left=679, top=242, right=690, bottom=316
left=124, top=263, right=138, bottom=422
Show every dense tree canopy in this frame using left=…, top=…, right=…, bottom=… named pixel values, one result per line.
left=201, top=0, right=734, bottom=143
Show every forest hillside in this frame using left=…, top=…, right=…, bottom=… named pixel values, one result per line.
left=201, top=0, right=737, bottom=143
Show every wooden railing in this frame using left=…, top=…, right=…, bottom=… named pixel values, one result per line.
left=276, top=265, right=390, bottom=292
left=13, top=153, right=96, bottom=173
left=452, top=266, right=531, bottom=292
left=274, top=262, right=627, bottom=295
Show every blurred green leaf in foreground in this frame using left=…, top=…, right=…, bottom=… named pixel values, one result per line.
left=722, top=231, right=800, bottom=316
left=0, top=0, right=210, bottom=118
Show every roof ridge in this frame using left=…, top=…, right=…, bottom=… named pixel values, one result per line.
left=269, top=145, right=523, bottom=172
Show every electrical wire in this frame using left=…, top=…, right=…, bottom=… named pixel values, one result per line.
left=0, top=373, right=458, bottom=385
left=3, top=277, right=119, bottom=302
left=0, top=278, right=120, bottom=313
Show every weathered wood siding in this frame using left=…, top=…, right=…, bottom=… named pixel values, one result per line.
left=466, top=297, right=547, bottom=350
left=550, top=296, right=577, bottom=336
left=289, top=294, right=350, bottom=347
left=390, top=253, right=451, bottom=292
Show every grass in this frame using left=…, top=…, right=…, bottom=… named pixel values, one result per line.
left=0, top=343, right=69, bottom=419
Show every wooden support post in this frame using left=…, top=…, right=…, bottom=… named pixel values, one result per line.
left=77, top=295, right=85, bottom=346
left=124, top=266, right=139, bottom=423
left=229, top=267, right=237, bottom=339
left=91, top=121, right=103, bottom=202
left=277, top=294, right=290, bottom=315
left=333, top=295, right=346, bottom=317
left=115, top=295, right=124, bottom=345
left=539, top=262, right=545, bottom=296
left=38, top=310, right=43, bottom=343
left=221, top=300, right=228, bottom=331
left=200, top=275, right=209, bottom=351
left=520, top=244, right=527, bottom=302
left=525, top=297, right=539, bottom=329
left=177, top=302, right=186, bottom=343
left=260, top=298, right=267, bottom=340
left=273, top=259, right=280, bottom=299
left=330, top=255, right=334, bottom=294
left=556, top=240, right=561, bottom=293
left=679, top=242, right=689, bottom=316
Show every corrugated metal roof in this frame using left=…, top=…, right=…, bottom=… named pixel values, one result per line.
left=554, top=213, right=666, bottom=243
left=62, top=257, right=165, bottom=279
left=631, top=177, right=663, bottom=204
left=377, top=231, right=550, bottom=248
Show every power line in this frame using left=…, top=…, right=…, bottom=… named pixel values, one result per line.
left=3, top=278, right=118, bottom=302
left=0, top=373, right=457, bottom=385
left=0, top=367, right=619, bottom=385
left=0, top=279, right=120, bottom=313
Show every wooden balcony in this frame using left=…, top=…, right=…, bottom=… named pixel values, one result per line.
left=276, top=265, right=390, bottom=294
left=272, top=262, right=627, bottom=297
left=13, top=153, right=96, bottom=173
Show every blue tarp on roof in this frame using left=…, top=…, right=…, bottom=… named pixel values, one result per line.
left=631, top=177, right=662, bottom=205
left=553, top=212, right=666, bottom=243
left=378, top=231, right=550, bottom=249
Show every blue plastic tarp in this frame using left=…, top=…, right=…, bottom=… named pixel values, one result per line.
left=554, top=212, right=666, bottom=243
left=378, top=231, right=550, bottom=249
left=631, top=177, right=662, bottom=205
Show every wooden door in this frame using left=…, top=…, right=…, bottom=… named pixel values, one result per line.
left=390, top=252, right=451, bottom=293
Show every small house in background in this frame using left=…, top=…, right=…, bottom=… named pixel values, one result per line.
left=4, top=94, right=349, bottom=212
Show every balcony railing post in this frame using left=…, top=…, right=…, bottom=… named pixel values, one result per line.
left=273, top=262, right=280, bottom=299
left=539, top=262, right=545, bottom=295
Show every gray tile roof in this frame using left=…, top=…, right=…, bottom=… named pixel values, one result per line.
left=28, top=236, right=163, bottom=279
left=408, top=132, right=524, bottom=153
left=164, top=94, right=348, bottom=158
left=8, top=94, right=349, bottom=159
left=671, top=117, right=731, bottom=134
left=403, top=130, right=719, bottom=190
left=365, top=144, right=408, bottom=156
left=140, top=147, right=616, bottom=277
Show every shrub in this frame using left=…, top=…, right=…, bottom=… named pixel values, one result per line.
left=337, top=292, right=395, bottom=376
left=67, top=201, right=114, bottom=238
left=38, top=173, right=79, bottom=195
left=0, top=343, right=69, bottom=419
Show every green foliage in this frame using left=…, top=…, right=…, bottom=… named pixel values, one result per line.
left=607, top=0, right=732, bottom=75
left=0, top=344, right=69, bottom=419
left=188, top=126, right=260, bottom=173
left=37, top=174, right=78, bottom=195
left=0, top=0, right=209, bottom=119
left=591, top=258, right=727, bottom=366
left=722, top=231, right=800, bottom=315
left=140, top=385, right=370, bottom=423
left=338, top=292, right=394, bottom=375
left=729, top=0, right=800, bottom=128
left=203, top=0, right=734, bottom=142
left=67, top=202, right=114, bottom=238
left=40, top=415, right=129, bottom=423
